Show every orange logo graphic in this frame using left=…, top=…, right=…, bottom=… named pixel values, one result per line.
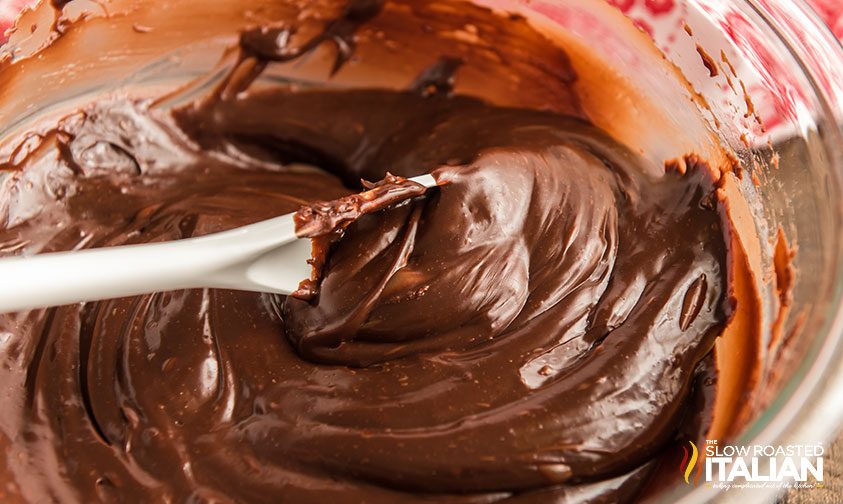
left=680, top=441, right=703, bottom=485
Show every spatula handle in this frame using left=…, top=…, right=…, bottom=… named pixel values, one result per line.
left=0, top=213, right=302, bottom=313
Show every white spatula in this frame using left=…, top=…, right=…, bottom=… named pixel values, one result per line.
left=0, top=174, right=437, bottom=313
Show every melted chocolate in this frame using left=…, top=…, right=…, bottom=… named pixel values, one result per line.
left=293, top=173, right=433, bottom=301
left=0, top=0, right=734, bottom=502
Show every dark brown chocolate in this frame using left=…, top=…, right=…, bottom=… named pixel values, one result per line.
left=294, top=173, right=430, bottom=239
left=292, top=173, right=432, bottom=301
left=0, top=0, right=734, bottom=502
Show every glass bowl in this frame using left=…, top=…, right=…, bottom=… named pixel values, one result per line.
left=1, top=0, right=842, bottom=502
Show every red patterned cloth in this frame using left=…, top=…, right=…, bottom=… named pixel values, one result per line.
left=605, top=0, right=843, bottom=41
left=806, top=0, right=843, bottom=39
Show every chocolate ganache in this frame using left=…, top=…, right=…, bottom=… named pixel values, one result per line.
left=0, top=0, right=739, bottom=502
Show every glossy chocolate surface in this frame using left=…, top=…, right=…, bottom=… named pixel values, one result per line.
left=0, top=1, right=735, bottom=501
